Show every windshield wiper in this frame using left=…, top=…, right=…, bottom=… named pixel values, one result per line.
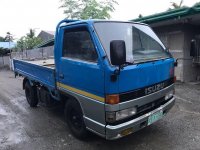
left=133, top=56, right=170, bottom=64
left=122, top=61, right=135, bottom=67
left=125, top=61, right=134, bottom=65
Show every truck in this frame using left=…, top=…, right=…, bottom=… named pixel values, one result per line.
left=13, top=19, right=176, bottom=140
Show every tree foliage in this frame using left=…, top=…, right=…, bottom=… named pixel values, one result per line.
left=0, top=47, right=9, bottom=56
left=0, top=32, right=14, bottom=42
left=138, top=14, right=143, bottom=18
left=194, top=2, right=200, bottom=6
left=5, top=32, right=14, bottom=42
left=0, top=36, right=6, bottom=42
left=15, top=29, right=42, bottom=51
left=167, top=0, right=186, bottom=11
left=26, top=29, right=35, bottom=38
left=171, top=0, right=183, bottom=9
left=60, top=0, right=118, bottom=19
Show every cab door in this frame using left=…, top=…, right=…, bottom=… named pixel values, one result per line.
left=57, top=24, right=105, bottom=134
left=58, top=24, right=105, bottom=100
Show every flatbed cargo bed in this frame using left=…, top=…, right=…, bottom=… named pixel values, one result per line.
left=13, top=58, right=56, bottom=89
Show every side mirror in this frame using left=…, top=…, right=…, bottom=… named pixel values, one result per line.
left=110, top=40, right=126, bottom=66
left=190, top=39, right=196, bottom=57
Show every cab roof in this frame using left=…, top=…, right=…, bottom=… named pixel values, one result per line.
left=59, top=19, right=148, bottom=27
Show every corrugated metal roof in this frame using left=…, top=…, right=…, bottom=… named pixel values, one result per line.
left=38, top=30, right=55, bottom=36
left=45, top=31, right=55, bottom=35
left=35, top=38, right=54, bottom=48
left=132, top=5, right=200, bottom=24
left=0, top=42, right=16, bottom=49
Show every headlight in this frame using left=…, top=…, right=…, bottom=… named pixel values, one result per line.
left=165, top=90, right=174, bottom=100
left=106, top=107, right=137, bottom=123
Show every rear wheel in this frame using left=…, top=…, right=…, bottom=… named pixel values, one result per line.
left=65, top=100, right=88, bottom=140
left=25, top=81, right=38, bottom=107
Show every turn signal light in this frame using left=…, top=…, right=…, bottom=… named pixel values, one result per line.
left=106, top=94, right=119, bottom=104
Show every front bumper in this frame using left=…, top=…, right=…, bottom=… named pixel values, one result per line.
left=105, top=96, right=175, bottom=140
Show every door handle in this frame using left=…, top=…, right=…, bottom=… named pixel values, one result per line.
left=59, top=73, right=64, bottom=79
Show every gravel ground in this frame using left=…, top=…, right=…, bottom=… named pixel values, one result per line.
left=0, top=70, right=200, bottom=150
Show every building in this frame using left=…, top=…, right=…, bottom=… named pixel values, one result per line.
left=133, top=5, right=200, bottom=82
left=37, top=30, right=55, bottom=42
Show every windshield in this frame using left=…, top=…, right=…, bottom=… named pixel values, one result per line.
left=94, top=22, right=170, bottom=63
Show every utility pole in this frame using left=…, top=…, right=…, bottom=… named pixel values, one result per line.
left=5, top=32, right=13, bottom=58
left=5, top=32, right=13, bottom=69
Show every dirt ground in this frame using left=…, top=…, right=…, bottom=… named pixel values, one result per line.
left=0, top=70, right=200, bottom=150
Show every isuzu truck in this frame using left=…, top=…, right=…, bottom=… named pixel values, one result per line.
left=13, top=19, right=175, bottom=140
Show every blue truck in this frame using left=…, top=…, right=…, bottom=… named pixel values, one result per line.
left=13, top=19, right=175, bottom=140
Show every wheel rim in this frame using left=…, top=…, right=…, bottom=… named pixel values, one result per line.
left=69, top=108, right=82, bottom=130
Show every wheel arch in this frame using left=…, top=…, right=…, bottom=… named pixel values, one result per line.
left=61, top=92, right=85, bottom=115
left=23, top=78, right=35, bottom=89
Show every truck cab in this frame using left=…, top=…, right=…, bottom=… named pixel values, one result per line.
left=14, top=20, right=175, bottom=140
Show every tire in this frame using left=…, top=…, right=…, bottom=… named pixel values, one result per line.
left=25, top=81, right=38, bottom=107
left=64, top=100, right=88, bottom=140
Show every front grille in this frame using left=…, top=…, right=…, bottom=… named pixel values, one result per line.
left=119, top=78, right=174, bottom=102
left=137, top=97, right=165, bottom=114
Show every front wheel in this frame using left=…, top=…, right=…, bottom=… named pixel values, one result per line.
left=64, top=100, right=88, bottom=140
left=25, top=81, right=38, bottom=107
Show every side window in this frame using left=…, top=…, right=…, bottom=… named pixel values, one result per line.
left=132, top=26, right=163, bottom=51
left=62, top=27, right=98, bottom=62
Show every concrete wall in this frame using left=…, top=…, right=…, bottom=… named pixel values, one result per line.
left=182, top=25, right=200, bottom=82
left=0, top=56, right=10, bottom=67
left=12, top=46, right=54, bottom=60
left=153, top=23, right=200, bottom=82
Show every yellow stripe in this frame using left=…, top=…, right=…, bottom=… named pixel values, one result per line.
left=57, top=82, right=105, bottom=103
